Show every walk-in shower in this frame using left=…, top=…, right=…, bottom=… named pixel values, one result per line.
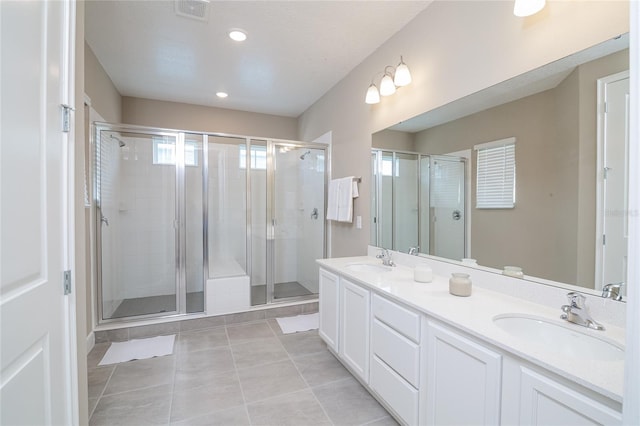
left=94, top=124, right=327, bottom=323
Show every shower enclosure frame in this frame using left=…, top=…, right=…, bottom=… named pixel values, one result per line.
left=93, top=122, right=328, bottom=325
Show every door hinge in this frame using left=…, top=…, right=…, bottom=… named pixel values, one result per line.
left=63, top=270, right=72, bottom=295
left=604, top=102, right=608, bottom=114
left=603, top=234, right=606, bottom=246
left=61, top=104, right=74, bottom=133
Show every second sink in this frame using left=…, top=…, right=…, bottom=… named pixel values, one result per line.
left=493, top=314, right=624, bottom=361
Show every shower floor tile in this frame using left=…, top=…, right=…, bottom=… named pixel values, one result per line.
left=87, top=318, right=397, bottom=426
left=251, top=281, right=314, bottom=305
left=109, top=291, right=204, bottom=319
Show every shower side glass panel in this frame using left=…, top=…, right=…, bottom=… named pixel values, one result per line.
left=207, top=136, right=249, bottom=279
left=185, top=133, right=204, bottom=313
left=250, top=139, right=268, bottom=306
left=96, top=128, right=178, bottom=320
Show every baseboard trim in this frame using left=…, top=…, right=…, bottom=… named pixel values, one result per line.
left=86, top=331, right=95, bottom=354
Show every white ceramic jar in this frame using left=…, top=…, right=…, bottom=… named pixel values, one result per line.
left=449, top=272, right=472, bottom=297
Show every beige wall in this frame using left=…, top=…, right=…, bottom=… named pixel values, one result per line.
left=299, top=1, right=629, bottom=258
left=85, top=42, right=121, bottom=123
left=74, top=2, right=88, bottom=425
left=122, top=97, right=298, bottom=140
left=372, top=129, right=415, bottom=151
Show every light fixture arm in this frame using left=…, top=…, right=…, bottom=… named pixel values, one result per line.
left=364, top=56, right=412, bottom=104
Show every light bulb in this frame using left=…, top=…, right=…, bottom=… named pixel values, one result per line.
left=394, top=58, right=412, bottom=87
left=229, top=29, right=247, bottom=42
left=379, top=74, right=396, bottom=96
left=365, top=84, right=380, bottom=104
left=513, top=0, right=545, bottom=17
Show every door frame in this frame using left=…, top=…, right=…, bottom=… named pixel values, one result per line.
left=595, top=70, right=630, bottom=291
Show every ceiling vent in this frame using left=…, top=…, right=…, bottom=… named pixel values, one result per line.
left=175, top=0, right=210, bottom=21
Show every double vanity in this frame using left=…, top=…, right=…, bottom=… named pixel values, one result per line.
left=317, top=252, right=625, bottom=425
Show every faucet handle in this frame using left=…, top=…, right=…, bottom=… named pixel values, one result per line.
left=376, top=248, right=387, bottom=259
left=602, top=282, right=624, bottom=301
left=566, top=291, right=586, bottom=308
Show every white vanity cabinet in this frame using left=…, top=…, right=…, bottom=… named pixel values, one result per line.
left=318, top=268, right=340, bottom=352
left=340, top=277, right=371, bottom=383
left=425, top=320, right=502, bottom=426
left=370, top=295, right=422, bottom=425
left=317, top=263, right=622, bottom=426
left=501, top=357, right=622, bottom=425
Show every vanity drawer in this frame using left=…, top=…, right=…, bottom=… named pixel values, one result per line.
left=372, top=294, right=420, bottom=342
left=370, top=355, right=419, bottom=426
left=371, top=319, right=420, bottom=387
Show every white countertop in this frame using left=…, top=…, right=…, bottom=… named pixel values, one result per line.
left=317, top=256, right=625, bottom=403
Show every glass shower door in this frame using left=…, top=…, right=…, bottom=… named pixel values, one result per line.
left=271, top=144, right=326, bottom=302
left=430, top=155, right=466, bottom=260
left=96, top=128, right=178, bottom=320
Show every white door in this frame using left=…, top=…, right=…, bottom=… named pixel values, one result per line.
left=597, top=72, right=630, bottom=291
left=340, top=278, right=370, bottom=383
left=1, top=1, right=77, bottom=425
left=517, top=366, right=622, bottom=425
left=318, top=268, right=339, bottom=352
left=426, top=321, right=502, bottom=425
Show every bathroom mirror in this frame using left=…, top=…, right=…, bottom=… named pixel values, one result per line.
left=372, top=34, right=629, bottom=295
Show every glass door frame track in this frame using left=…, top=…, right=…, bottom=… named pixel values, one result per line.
left=94, top=122, right=327, bottom=325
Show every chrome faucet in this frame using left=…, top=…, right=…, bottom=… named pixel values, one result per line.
left=376, top=249, right=395, bottom=267
left=561, top=292, right=605, bottom=331
left=408, top=246, right=420, bottom=256
left=602, top=282, right=624, bottom=301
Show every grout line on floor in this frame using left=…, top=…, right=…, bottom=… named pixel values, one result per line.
left=281, top=333, right=336, bottom=426
left=223, top=323, right=253, bottom=425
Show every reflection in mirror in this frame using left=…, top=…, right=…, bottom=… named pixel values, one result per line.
left=372, top=35, right=629, bottom=294
left=371, top=150, right=467, bottom=259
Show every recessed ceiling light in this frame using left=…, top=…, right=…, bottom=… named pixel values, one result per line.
left=216, top=92, right=228, bottom=98
left=229, top=29, right=247, bottom=42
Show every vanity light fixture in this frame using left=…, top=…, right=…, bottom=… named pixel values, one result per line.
left=513, top=0, right=546, bottom=17
left=364, top=56, right=412, bottom=105
left=216, top=92, right=228, bottom=98
left=229, top=29, right=247, bottom=42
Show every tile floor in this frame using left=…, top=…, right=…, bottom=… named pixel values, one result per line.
left=88, top=318, right=398, bottom=426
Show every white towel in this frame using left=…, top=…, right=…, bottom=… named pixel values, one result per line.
left=327, top=179, right=340, bottom=221
left=327, top=176, right=358, bottom=222
left=337, top=176, right=354, bottom=222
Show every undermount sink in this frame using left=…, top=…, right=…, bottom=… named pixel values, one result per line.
left=344, top=263, right=393, bottom=273
left=493, top=314, right=624, bottom=361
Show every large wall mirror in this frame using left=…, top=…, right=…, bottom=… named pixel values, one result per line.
left=371, top=34, right=629, bottom=297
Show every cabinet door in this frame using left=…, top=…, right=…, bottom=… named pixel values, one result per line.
left=319, top=268, right=339, bottom=352
left=340, top=278, right=371, bottom=383
left=426, top=321, right=502, bottom=425
left=517, top=366, right=622, bottom=425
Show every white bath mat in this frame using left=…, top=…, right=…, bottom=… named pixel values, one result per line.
left=276, top=313, right=319, bottom=334
left=98, top=335, right=176, bottom=366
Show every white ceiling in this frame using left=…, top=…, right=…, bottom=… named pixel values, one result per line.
left=85, top=0, right=432, bottom=118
